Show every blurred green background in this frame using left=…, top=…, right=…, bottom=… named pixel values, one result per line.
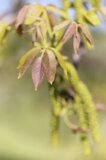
left=0, top=0, right=106, bottom=160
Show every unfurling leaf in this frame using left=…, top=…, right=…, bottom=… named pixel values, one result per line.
left=50, top=48, right=67, bottom=76
left=31, top=49, right=57, bottom=89
left=73, top=31, right=81, bottom=54
left=43, top=50, right=57, bottom=84
left=84, top=10, right=100, bottom=26
left=15, top=4, right=29, bottom=32
left=32, top=55, right=45, bottom=90
left=42, top=10, right=52, bottom=36
left=31, top=32, right=37, bottom=43
left=62, top=22, right=76, bottom=44
left=48, top=12, right=57, bottom=27
left=36, top=26, right=44, bottom=39
left=24, top=4, right=43, bottom=25
left=79, top=24, right=93, bottom=46
left=17, top=47, right=40, bottom=79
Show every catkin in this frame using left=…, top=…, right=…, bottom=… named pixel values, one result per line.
left=50, top=87, right=61, bottom=147
left=81, top=133, right=91, bottom=155
left=51, top=110, right=60, bottom=147
left=65, top=62, right=100, bottom=142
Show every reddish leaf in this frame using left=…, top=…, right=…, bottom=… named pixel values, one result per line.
left=15, top=4, right=29, bottom=33
left=79, top=24, right=92, bottom=45
left=73, top=31, right=81, bottom=54
left=48, top=12, right=57, bottom=27
left=32, top=32, right=37, bottom=43
left=18, top=48, right=40, bottom=79
left=62, top=22, right=76, bottom=44
left=43, top=50, right=57, bottom=84
left=32, top=55, right=45, bottom=90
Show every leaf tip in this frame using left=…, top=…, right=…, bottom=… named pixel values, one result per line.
left=35, top=87, right=38, bottom=91
left=49, top=80, right=53, bottom=85
left=18, top=73, right=21, bottom=79
left=17, top=66, right=20, bottom=69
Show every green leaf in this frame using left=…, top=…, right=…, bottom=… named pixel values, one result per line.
left=53, top=20, right=70, bottom=32
left=89, top=0, right=100, bottom=8
left=49, top=48, right=68, bottom=76
left=46, top=5, right=68, bottom=19
left=42, top=10, right=52, bottom=37
left=17, top=47, right=41, bottom=79
left=62, top=22, right=76, bottom=44
left=24, top=4, right=43, bottom=25
left=0, top=21, right=11, bottom=44
left=36, top=25, right=44, bottom=39
left=84, top=10, right=100, bottom=26
left=43, top=50, right=57, bottom=84
left=62, top=0, right=71, bottom=11
left=32, top=55, right=45, bottom=90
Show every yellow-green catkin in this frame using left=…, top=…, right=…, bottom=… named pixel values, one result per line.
left=50, top=88, right=61, bottom=116
left=77, top=82, right=100, bottom=142
left=81, top=133, right=91, bottom=155
left=51, top=110, right=60, bottom=147
left=74, top=96, right=88, bottom=132
left=65, top=62, right=100, bottom=142
left=50, top=88, right=61, bottom=147
left=73, top=96, right=91, bottom=155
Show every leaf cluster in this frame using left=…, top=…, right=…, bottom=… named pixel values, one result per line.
left=0, top=0, right=105, bottom=155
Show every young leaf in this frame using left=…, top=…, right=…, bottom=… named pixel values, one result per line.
left=15, top=4, right=29, bottom=31
left=62, top=0, right=71, bottom=11
left=42, top=10, right=52, bottom=37
left=79, top=24, right=92, bottom=46
left=89, top=0, right=100, bottom=8
left=46, top=5, right=68, bottom=19
left=24, top=4, right=43, bottom=25
left=73, top=31, right=81, bottom=54
left=31, top=32, right=37, bottom=43
left=32, top=55, right=45, bottom=90
left=47, top=12, right=57, bottom=27
left=36, top=25, right=44, bottom=39
left=0, top=21, right=11, bottom=44
left=43, top=50, right=57, bottom=84
left=17, top=47, right=40, bottom=79
left=62, top=22, right=76, bottom=44
left=49, top=48, right=67, bottom=76
left=53, top=20, right=70, bottom=32
left=84, top=10, right=100, bottom=26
